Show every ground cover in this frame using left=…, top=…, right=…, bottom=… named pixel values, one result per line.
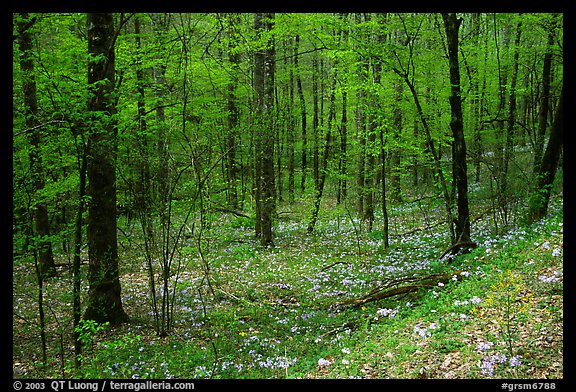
left=12, top=187, right=563, bottom=380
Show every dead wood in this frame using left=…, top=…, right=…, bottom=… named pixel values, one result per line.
left=439, top=241, right=478, bottom=261
left=336, top=271, right=463, bottom=308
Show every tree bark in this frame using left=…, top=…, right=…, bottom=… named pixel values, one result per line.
left=528, top=86, right=563, bottom=223
left=295, top=35, right=308, bottom=194
left=84, top=13, right=128, bottom=324
left=253, top=13, right=276, bottom=246
left=442, top=13, right=471, bottom=244
left=226, top=13, right=241, bottom=209
left=533, top=13, right=559, bottom=174
left=501, top=19, right=522, bottom=197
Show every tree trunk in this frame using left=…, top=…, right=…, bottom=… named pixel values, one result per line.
left=16, top=13, right=56, bottom=279
left=501, top=19, right=522, bottom=197
left=363, top=63, right=380, bottom=230
left=307, top=70, right=336, bottom=233
left=84, top=13, right=128, bottom=324
left=253, top=13, right=275, bottom=246
left=533, top=13, right=559, bottom=174
left=528, top=86, right=562, bottom=223
left=355, top=55, right=368, bottom=217
left=226, top=13, right=241, bottom=209
left=287, top=38, right=296, bottom=202
left=295, top=35, right=308, bottom=194
left=442, top=13, right=471, bottom=244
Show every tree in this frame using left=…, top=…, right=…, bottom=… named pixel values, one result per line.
left=83, top=13, right=128, bottom=324
left=253, top=13, right=276, bottom=246
left=225, top=12, right=241, bottom=209
left=532, top=13, right=560, bottom=174
left=16, top=13, right=56, bottom=279
left=528, top=86, right=562, bottom=223
left=442, top=13, right=472, bottom=244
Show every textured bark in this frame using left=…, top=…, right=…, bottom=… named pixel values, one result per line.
left=226, top=13, right=240, bottom=209
left=528, top=87, right=563, bottom=223
left=338, top=271, right=464, bottom=308
left=442, top=13, right=471, bottom=244
left=253, top=13, right=276, bottom=246
left=84, top=13, right=128, bottom=324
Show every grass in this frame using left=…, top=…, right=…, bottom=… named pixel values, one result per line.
left=12, top=185, right=563, bottom=380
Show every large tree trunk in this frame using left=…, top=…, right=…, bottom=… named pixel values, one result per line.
left=533, top=14, right=559, bottom=174
left=528, top=86, right=563, bottom=223
left=84, top=13, right=128, bottom=324
left=16, top=13, right=56, bottom=279
left=253, top=13, right=276, bottom=246
left=442, top=13, right=471, bottom=244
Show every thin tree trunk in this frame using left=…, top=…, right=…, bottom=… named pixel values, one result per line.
left=394, top=68, right=455, bottom=243
left=287, top=38, right=296, bottom=202
left=356, top=58, right=368, bottom=217
left=16, top=13, right=56, bottom=279
left=364, top=63, right=380, bottom=230
left=379, top=123, right=390, bottom=249
left=312, top=53, right=320, bottom=190
left=226, top=13, right=240, bottom=209
left=390, top=79, right=402, bottom=203
left=72, top=140, right=87, bottom=368
left=501, top=19, right=522, bottom=197
left=295, top=35, right=308, bottom=194
left=307, top=70, right=337, bottom=233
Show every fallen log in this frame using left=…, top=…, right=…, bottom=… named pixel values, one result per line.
left=336, top=271, right=463, bottom=308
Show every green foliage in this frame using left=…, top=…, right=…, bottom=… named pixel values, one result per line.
left=74, top=320, right=109, bottom=349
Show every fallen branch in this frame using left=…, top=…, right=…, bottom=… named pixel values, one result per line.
left=321, top=261, right=351, bottom=272
left=335, top=271, right=463, bottom=308
left=439, top=240, right=478, bottom=261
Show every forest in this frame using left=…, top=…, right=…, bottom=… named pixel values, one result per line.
left=12, top=13, right=563, bottom=381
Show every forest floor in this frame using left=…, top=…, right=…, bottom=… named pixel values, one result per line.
left=12, top=186, right=564, bottom=381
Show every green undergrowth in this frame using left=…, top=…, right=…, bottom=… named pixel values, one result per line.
left=13, top=194, right=563, bottom=380
left=70, top=205, right=562, bottom=380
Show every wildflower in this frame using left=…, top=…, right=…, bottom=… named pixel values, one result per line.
left=509, top=355, right=522, bottom=367
left=318, top=358, right=332, bottom=367
left=552, top=248, right=561, bottom=257
left=539, top=274, right=560, bottom=283
left=342, top=348, right=351, bottom=355
left=476, top=342, right=493, bottom=351
left=480, top=357, right=495, bottom=376
left=376, top=307, right=398, bottom=318
left=413, top=325, right=430, bottom=339
left=437, top=282, right=445, bottom=287
left=470, top=296, right=482, bottom=305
